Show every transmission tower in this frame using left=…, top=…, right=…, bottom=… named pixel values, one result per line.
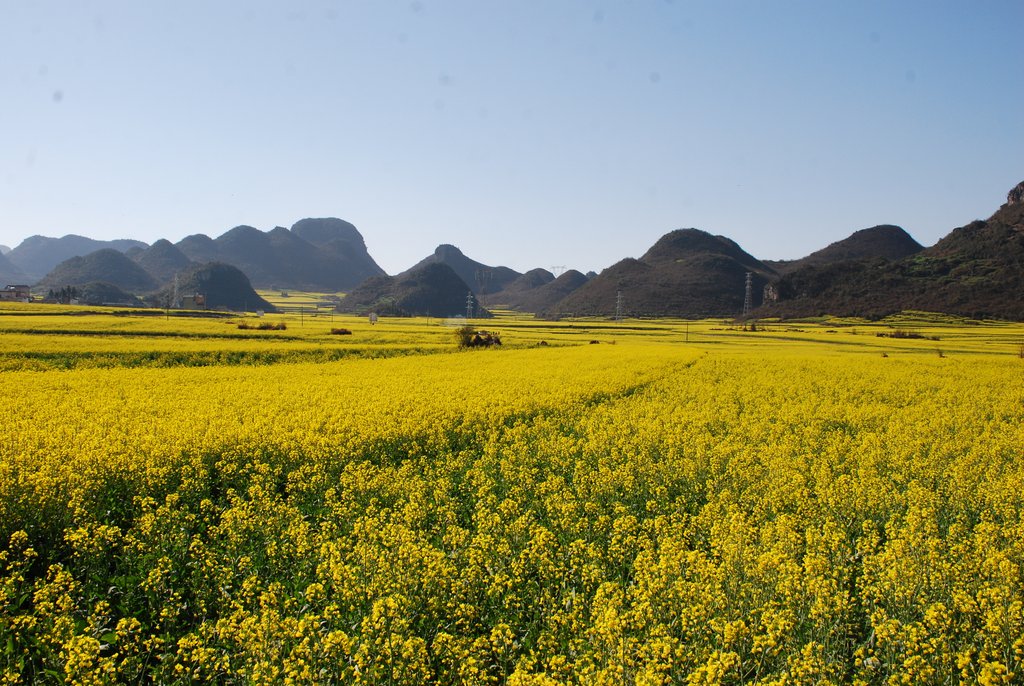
left=742, top=272, right=753, bottom=317
left=615, top=290, right=624, bottom=320
left=465, top=291, right=475, bottom=320
left=550, top=265, right=566, bottom=277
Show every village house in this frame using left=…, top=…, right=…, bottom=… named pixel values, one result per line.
left=180, top=293, right=206, bottom=310
left=0, top=285, right=30, bottom=302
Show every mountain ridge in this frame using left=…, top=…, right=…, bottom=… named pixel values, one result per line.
left=8, top=235, right=148, bottom=282
left=10, top=180, right=1024, bottom=319
left=401, top=244, right=521, bottom=295
left=759, top=183, right=1024, bottom=320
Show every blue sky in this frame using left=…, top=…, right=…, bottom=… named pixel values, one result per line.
left=2, top=1, right=1021, bottom=274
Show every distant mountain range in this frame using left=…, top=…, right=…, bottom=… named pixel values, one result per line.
left=174, top=218, right=385, bottom=291
left=6, top=180, right=1024, bottom=319
left=9, top=235, right=148, bottom=282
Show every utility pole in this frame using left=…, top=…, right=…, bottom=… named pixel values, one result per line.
left=615, top=290, right=624, bottom=321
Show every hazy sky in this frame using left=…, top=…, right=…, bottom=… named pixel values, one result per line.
left=3, top=1, right=1022, bottom=274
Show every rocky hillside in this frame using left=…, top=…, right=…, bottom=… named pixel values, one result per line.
left=767, top=225, right=924, bottom=274
left=175, top=233, right=222, bottom=263
left=37, top=249, right=159, bottom=294
left=147, top=262, right=275, bottom=313
left=505, top=270, right=589, bottom=314
left=131, top=239, right=195, bottom=284
left=340, top=262, right=489, bottom=318
left=174, top=219, right=384, bottom=291
left=479, top=268, right=555, bottom=308
left=291, top=218, right=386, bottom=287
left=546, top=229, right=776, bottom=317
left=402, top=245, right=520, bottom=295
left=761, top=181, right=1024, bottom=320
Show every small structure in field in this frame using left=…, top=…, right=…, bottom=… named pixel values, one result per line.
left=180, top=293, right=206, bottom=310
left=0, top=285, right=30, bottom=302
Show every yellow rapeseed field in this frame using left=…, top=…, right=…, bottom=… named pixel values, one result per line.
left=1, top=306, right=1023, bottom=684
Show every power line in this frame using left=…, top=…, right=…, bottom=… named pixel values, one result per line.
left=475, top=269, right=492, bottom=293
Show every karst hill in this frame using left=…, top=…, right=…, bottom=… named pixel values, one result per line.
left=10, top=180, right=1024, bottom=319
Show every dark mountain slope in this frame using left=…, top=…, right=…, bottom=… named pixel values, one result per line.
left=514, top=270, right=589, bottom=314
left=762, top=182, right=1024, bottom=320
left=340, top=262, right=490, bottom=318
left=211, top=225, right=284, bottom=286
left=640, top=229, right=765, bottom=268
left=176, top=234, right=222, bottom=263
left=147, top=262, right=275, bottom=312
left=37, top=249, right=159, bottom=293
left=479, top=268, right=555, bottom=308
left=0, top=251, right=28, bottom=284
left=768, top=225, right=924, bottom=275
left=290, top=217, right=364, bottom=246
left=546, top=229, right=777, bottom=317
left=133, top=239, right=195, bottom=284
left=403, top=245, right=520, bottom=295
left=175, top=220, right=383, bottom=290
left=290, top=217, right=386, bottom=288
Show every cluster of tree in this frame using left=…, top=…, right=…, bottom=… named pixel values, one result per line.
left=46, top=286, right=79, bottom=304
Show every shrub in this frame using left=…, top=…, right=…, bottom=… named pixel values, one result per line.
left=455, top=325, right=475, bottom=348
left=237, top=321, right=287, bottom=331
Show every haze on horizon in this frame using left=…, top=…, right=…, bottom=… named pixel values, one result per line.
left=2, top=1, right=1021, bottom=275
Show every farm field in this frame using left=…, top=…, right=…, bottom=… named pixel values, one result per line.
left=1, top=304, right=1024, bottom=684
